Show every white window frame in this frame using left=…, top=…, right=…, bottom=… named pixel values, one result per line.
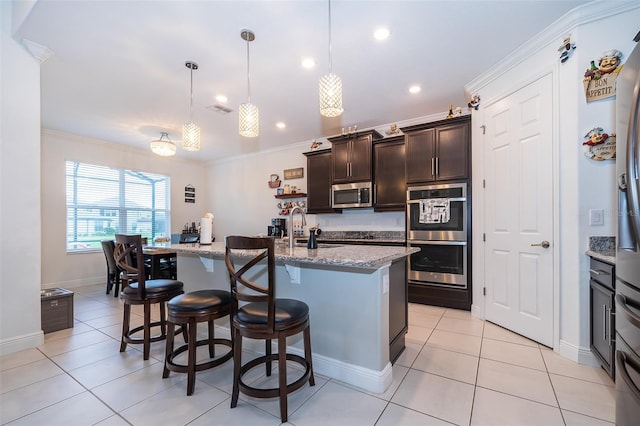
left=65, top=161, right=171, bottom=253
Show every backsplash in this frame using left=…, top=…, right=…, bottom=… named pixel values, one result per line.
left=588, top=236, right=615, bottom=254
left=320, top=230, right=405, bottom=241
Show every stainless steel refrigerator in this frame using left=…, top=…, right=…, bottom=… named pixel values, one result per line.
left=616, top=30, right=640, bottom=426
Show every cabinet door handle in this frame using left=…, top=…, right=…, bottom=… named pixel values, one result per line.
left=589, top=269, right=610, bottom=276
left=436, top=157, right=439, bottom=176
left=603, top=304, right=608, bottom=341
left=431, top=158, right=435, bottom=176
left=346, top=162, right=349, bottom=177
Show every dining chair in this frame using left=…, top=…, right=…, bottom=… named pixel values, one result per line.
left=101, top=240, right=120, bottom=297
left=114, top=234, right=184, bottom=360
left=225, top=235, right=314, bottom=423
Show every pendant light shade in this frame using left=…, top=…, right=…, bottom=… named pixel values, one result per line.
left=182, top=61, right=201, bottom=151
left=239, top=29, right=259, bottom=138
left=150, top=132, right=176, bottom=157
left=319, top=0, right=343, bottom=117
left=319, top=73, right=343, bottom=118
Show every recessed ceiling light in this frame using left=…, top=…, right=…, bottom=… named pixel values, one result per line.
left=215, top=94, right=228, bottom=103
left=301, top=57, right=316, bottom=69
left=276, top=122, right=286, bottom=129
left=409, top=85, right=421, bottom=94
left=373, top=28, right=390, bottom=40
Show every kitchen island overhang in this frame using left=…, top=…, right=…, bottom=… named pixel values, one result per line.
left=169, top=241, right=418, bottom=393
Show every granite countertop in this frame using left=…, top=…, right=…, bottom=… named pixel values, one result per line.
left=586, top=236, right=616, bottom=265
left=169, top=241, right=418, bottom=269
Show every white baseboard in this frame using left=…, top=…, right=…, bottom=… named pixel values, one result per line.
left=557, top=339, right=600, bottom=367
left=0, top=331, right=44, bottom=356
left=238, top=334, right=393, bottom=394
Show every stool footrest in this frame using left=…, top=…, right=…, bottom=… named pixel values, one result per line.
left=124, top=321, right=166, bottom=344
left=238, top=353, right=313, bottom=399
left=165, top=338, right=233, bottom=374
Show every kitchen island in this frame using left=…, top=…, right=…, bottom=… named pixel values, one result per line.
left=168, top=240, right=417, bottom=393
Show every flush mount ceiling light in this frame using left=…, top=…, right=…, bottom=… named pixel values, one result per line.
left=182, top=61, right=201, bottom=151
left=239, top=29, right=259, bottom=138
left=319, top=0, right=343, bottom=118
left=150, top=132, right=176, bottom=157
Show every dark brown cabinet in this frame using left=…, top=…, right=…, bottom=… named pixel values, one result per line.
left=304, top=149, right=340, bottom=214
left=403, top=116, right=470, bottom=184
left=329, top=130, right=381, bottom=184
left=373, top=136, right=406, bottom=211
left=589, top=257, right=615, bottom=378
left=389, top=257, right=408, bottom=363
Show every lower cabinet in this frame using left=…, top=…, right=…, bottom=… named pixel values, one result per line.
left=389, top=257, right=408, bottom=363
left=589, top=257, right=615, bottom=379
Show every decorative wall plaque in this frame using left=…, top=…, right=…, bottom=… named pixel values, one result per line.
left=583, top=127, right=616, bottom=161
left=583, top=49, right=623, bottom=102
left=284, top=167, right=304, bottom=180
left=184, top=184, right=195, bottom=203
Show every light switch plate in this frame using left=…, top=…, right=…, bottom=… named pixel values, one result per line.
left=589, top=209, right=604, bottom=226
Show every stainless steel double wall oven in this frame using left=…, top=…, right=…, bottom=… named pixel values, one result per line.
left=406, top=182, right=470, bottom=308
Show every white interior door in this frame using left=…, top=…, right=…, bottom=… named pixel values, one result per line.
left=483, top=73, right=554, bottom=347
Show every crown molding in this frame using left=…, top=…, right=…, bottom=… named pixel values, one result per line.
left=21, top=38, right=53, bottom=64
left=464, top=1, right=640, bottom=97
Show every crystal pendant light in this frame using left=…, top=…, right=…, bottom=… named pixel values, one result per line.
left=182, top=61, right=201, bottom=151
left=319, top=0, right=343, bottom=117
left=150, top=132, right=176, bottom=157
left=239, top=29, right=259, bottom=138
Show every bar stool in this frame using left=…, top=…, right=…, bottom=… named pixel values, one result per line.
left=162, top=290, right=233, bottom=395
left=114, top=234, right=184, bottom=360
left=225, top=235, right=314, bottom=423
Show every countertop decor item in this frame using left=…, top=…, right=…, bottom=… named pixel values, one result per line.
left=239, top=29, right=259, bottom=138
left=182, top=61, right=201, bottom=151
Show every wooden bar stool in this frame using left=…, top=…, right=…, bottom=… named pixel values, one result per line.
left=114, top=234, right=184, bottom=360
left=225, top=235, right=314, bottom=423
left=162, top=290, right=233, bottom=395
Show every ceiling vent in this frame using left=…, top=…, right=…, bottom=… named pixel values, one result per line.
left=207, top=104, right=233, bottom=114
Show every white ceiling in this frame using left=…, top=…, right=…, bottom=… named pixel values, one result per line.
left=15, top=0, right=589, bottom=163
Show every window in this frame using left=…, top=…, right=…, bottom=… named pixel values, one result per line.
left=66, top=161, right=170, bottom=252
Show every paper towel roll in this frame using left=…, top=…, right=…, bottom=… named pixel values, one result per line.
left=200, top=217, right=213, bottom=245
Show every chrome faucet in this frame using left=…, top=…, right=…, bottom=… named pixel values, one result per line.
left=289, top=206, right=306, bottom=249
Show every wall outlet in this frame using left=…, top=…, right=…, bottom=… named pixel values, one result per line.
left=589, top=209, right=604, bottom=226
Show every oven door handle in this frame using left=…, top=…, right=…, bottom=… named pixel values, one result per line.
left=616, top=350, right=640, bottom=403
left=407, top=197, right=467, bottom=204
left=409, top=240, right=467, bottom=246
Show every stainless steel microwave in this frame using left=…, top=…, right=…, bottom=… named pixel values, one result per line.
left=332, top=182, right=372, bottom=208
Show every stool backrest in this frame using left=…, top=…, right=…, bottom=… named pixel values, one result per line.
left=114, top=234, right=146, bottom=298
left=224, top=236, right=276, bottom=330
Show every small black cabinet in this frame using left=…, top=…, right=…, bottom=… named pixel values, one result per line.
left=589, top=257, right=615, bottom=378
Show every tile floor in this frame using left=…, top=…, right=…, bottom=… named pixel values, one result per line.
left=1, top=284, right=615, bottom=425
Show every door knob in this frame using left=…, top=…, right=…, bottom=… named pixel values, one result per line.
left=531, top=240, right=550, bottom=249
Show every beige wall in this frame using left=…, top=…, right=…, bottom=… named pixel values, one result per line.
left=40, top=129, right=210, bottom=289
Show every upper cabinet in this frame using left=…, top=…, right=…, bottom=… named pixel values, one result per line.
left=403, top=116, right=470, bottom=184
left=329, top=130, right=382, bottom=184
left=304, top=149, right=340, bottom=214
left=373, top=136, right=406, bottom=211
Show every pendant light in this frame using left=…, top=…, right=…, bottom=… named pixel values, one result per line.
left=182, top=61, right=201, bottom=151
left=319, top=0, right=343, bottom=117
left=239, top=29, right=259, bottom=138
left=150, top=132, right=176, bottom=157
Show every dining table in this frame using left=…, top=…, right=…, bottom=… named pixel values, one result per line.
left=142, top=246, right=177, bottom=279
